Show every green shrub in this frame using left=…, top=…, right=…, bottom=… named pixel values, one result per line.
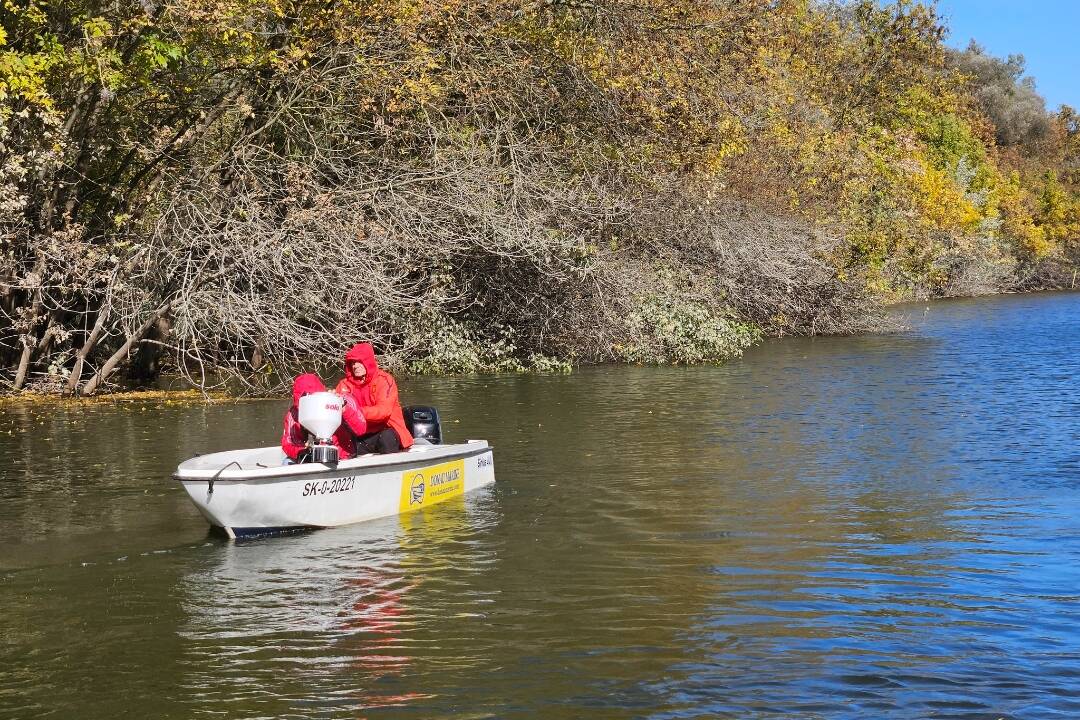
left=616, top=292, right=761, bottom=365
left=402, top=311, right=570, bottom=375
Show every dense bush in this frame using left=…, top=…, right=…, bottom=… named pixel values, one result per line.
left=950, top=43, right=1051, bottom=148
left=1, top=0, right=1078, bottom=393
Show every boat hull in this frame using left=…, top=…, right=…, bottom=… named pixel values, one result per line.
left=174, top=441, right=494, bottom=538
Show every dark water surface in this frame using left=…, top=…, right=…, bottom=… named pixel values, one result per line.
left=3, top=292, right=1080, bottom=719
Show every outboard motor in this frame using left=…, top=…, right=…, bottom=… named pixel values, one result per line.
left=403, top=406, right=442, bottom=444
left=298, top=391, right=342, bottom=464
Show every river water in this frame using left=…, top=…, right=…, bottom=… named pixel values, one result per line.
left=2, top=292, right=1080, bottom=719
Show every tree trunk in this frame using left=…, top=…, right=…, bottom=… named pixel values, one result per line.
left=65, top=303, right=111, bottom=396
left=12, top=255, right=47, bottom=390
left=15, top=316, right=63, bottom=389
left=80, top=300, right=175, bottom=396
left=35, top=317, right=61, bottom=358
left=128, top=316, right=172, bottom=381
left=250, top=344, right=265, bottom=372
left=13, top=339, right=35, bottom=391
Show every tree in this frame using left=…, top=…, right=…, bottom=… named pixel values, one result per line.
left=949, top=41, right=1051, bottom=148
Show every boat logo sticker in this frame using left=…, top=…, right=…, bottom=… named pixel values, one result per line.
left=409, top=473, right=426, bottom=505
left=399, top=459, right=465, bottom=512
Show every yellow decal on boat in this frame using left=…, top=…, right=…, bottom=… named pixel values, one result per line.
left=399, top=459, right=465, bottom=512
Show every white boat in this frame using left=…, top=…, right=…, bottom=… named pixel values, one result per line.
left=174, top=440, right=495, bottom=539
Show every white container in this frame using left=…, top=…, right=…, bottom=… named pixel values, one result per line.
left=298, top=391, right=342, bottom=440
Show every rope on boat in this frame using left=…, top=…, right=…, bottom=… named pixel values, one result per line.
left=207, top=461, right=241, bottom=500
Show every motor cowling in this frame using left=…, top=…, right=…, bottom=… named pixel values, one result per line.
left=403, top=406, right=442, bottom=444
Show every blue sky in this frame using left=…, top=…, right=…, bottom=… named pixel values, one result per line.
left=932, top=0, right=1080, bottom=111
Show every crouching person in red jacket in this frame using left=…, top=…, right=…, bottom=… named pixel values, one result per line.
left=334, top=343, right=413, bottom=454
left=282, top=373, right=367, bottom=463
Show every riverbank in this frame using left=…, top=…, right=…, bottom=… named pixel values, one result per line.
left=4, top=2, right=1077, bottom=398
left=0, top=286, right=1072, bottom=400
left=0, top=389, right=237, bottom=406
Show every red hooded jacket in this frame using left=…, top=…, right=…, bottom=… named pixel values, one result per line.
left=334, top=343, right=413, bottom=450
left=282, top=373, right=367, bottom=461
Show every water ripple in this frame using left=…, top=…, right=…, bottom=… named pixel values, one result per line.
left=5, top=293, right=1080, bottom=717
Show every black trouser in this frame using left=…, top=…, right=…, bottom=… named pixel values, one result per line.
left=355, top=427, right=402, bottom=455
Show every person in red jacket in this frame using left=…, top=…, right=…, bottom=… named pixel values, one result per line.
left=282, top=373, right=367, bottom=462
left=334, top=343, right=413, bottom=454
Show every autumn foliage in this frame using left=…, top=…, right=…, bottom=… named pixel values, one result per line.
left=1, top=0, right=1078, bottom=392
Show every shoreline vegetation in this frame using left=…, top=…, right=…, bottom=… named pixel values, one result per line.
left=0, top=388, right=233, bottom=406
left=2, top=0, right=1078, bottom=397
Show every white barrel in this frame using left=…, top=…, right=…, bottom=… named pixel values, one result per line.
left=298, top=391, right=343, bottom=440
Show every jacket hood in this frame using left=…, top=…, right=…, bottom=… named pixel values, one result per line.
left=343, top=343, right=379, bottom=385
left=291, top=373, right=326, bottom=406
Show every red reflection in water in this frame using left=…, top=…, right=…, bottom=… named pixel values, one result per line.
left=339, top=570, right=432, bottom=710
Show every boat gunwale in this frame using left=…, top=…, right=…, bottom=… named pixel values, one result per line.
left=173, top=441, right=491, bottom=482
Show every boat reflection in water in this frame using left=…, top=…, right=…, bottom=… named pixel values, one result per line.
left=175, top=492, right=497, bottom=716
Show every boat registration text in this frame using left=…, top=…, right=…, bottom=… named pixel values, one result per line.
left=302, top=476, right=357, bottom=497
